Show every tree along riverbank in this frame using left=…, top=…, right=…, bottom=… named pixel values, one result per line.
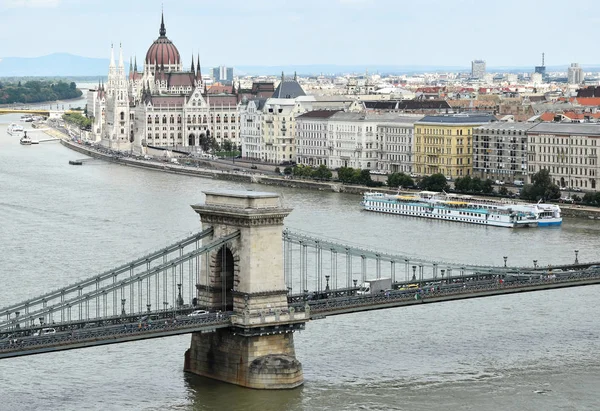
left=57, top=138, right=600, bottom=221
left=0, top=80, right=82, bottom=105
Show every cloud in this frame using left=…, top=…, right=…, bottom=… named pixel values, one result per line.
left=1, top=0, right=61, bottom=8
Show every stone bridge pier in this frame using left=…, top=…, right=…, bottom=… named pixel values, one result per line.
left=184, top=190, right=306, bottom=389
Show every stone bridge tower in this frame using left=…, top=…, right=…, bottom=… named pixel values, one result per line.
left=184, top=190, right=306, bottom=389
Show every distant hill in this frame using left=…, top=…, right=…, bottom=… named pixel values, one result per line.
left=1, top=53, right=598, bottom=77
left=0, top=53, right=109, bottom=77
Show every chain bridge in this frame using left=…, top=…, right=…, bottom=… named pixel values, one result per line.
left=1, top=190, right=599, bottom=389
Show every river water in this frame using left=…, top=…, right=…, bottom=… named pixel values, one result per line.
left=1, top=112, right=600, bottom=411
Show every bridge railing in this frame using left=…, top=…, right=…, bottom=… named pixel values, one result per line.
left=0, top=231, right=240, bottom=332
left=0, top=228, right=213, bottom=319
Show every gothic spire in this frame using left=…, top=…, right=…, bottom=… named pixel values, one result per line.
left=294, top=71, right=297, bottom=81
left=118, top=42, right=124, bottom=69
left=196, top=54, right=202, bottom=82
left=190, top=53, right=195, bottom=74
left=134, top=56, right=137, bottom=72
left=129, top=57, right=133, bottom=73
left=159, top=11, right=166, bottom=36
left=109, top=43, right=115, bottom=68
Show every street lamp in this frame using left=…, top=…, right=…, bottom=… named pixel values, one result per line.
left=574, top=250, right=579, bottom=264
left=533, top=260, right=538, bottom=269
left=503, top=256, right=508, bottom=267
left=412, top=266, right=417, bottom=282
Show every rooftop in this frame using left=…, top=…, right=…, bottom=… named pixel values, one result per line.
left=296, top=110, right=341, bottom=119
left=474, top=122, right=536, bottom=132
left=528, top=122, right=600, bottom=136
left=416, top=114, right=496, bottom=125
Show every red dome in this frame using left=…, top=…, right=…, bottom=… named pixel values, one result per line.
left=145, top=37, right=180, bottom=67
left=145, top=13, right=180, bottom=67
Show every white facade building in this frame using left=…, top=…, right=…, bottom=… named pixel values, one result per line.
left=296, top=112, right=420, bottom=171
left=376, top=116, right=422, bottom=174
left=527, top=122, right=600, bottom=191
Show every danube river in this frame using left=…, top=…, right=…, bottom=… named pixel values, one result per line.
left=1, top=113, right=600, bottom=411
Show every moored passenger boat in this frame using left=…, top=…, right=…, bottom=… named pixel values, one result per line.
left=7, top=123, right=24, bottom=136
left=511, top=202, right=562, bottom=226
left=361, top=191, right=539, bottom=228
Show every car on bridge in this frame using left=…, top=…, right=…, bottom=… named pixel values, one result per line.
left=33, top=328, right=56, bottom=337
left=188, top=310, right=209, bottom=317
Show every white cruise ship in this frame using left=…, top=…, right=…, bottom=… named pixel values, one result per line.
left=362, top=191, right=539, bottom=228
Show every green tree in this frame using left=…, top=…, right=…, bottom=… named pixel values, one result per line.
left=312, top=165, right=332, bottom=181
left=419, top=173, right=449, bottom=192
left=357, top=169, right=372, bottom=185
left=222, top=139, right=233, bottom=152
left=520, top=169, right=560, bottom=201
left=498, top=186, right=509, bottom=196
left=387, top=172, right=414, bottom=189
left=283, top=166, right=293, bottom=175
left=337, top=167, right=355, bottom=183
left=481, top=179, right=494, bottom=194
left=454, top=176, right=471, bottom=192
left=470, top=177, right=483, bottom=193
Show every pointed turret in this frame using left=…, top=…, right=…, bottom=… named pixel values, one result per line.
left=109, top=43, right=115, bottom=68
left=134, top=56, right=137, bottom=72
left=294, top=71, right=297, bottom=81
left=159, top=11, right=166, bottom=37
left=118, top=43, right=124, bottom=68
left=190, top=53, right=195, bottom=74
left=196, top=55, right=202, bottom=81
left=129, top=57, right=133, bottom=73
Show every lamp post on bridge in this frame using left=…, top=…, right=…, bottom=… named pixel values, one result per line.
left=177, top=283, right=184, bottom=308
left=325, top=275, right=330, bottom=291
left=574, top=250, right=579, bottom=264
left=441, top=269, right=445, bottom=284
left=533, top=260, right=538, bottom=269
left=411, top=266, right=417, bottom=282
left=121, top=299, right=126, bottom=316
left=503, top=256, right=508, bottom=267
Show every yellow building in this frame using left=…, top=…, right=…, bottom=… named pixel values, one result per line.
left=414, top=114, right=495, bottom=179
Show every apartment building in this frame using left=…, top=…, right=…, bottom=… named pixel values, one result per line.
left=414, top=114, right=495, bottom=178
left=472, top=123, right=535, bottom=183
left=376, top=117, right=422, bottom=174
left=527, top=123, right=600, bottom=191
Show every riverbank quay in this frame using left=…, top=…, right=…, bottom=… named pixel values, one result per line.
left=52, top=131, right=600, bottom=220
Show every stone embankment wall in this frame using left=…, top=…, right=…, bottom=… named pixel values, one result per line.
left=60, top=140, right=600, bottom=220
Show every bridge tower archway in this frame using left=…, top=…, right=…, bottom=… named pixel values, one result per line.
left=213, top=246, right=236, bottom=311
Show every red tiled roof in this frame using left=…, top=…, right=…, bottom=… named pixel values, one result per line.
left=208, top=83, right=233, bottom=94
left=571, top=97, right=600, bottom=106
left=150, top=96, right=186, bottom=107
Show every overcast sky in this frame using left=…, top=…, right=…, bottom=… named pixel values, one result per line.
left=0, top=0, right=597, bottom=68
